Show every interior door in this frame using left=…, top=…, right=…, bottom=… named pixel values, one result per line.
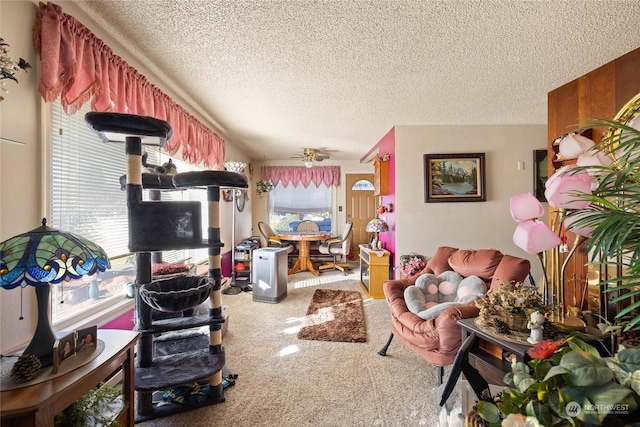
left=346, top=173, right=376, bottom=256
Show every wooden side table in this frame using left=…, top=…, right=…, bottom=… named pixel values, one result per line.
left=359, top=244, right=391, bottom=299
left=1, top=329, right=139, bottom=427
left=458, top=317, right=530, bottom=386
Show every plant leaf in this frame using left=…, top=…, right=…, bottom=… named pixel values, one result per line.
left=477, top=400, right=501, bottom=424
left=566, top=338, right=600, bottom=357
left=560, top=351, right=612, bottom=386
left=542, top=365, right=571, bottom=382
left=525, top=400, right=552, bottom=425
left=518, top=377, right=537, bottom=393
left=584, top=382, right=632, bottom=408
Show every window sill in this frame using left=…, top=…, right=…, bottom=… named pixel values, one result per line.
left=54, top=296, right=135, bottom=333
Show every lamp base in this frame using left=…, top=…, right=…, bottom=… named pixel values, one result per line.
left=22, top=284, right=56, bottom=367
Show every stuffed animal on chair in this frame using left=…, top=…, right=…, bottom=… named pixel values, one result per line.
left=403, top=271, right=487, bottom=320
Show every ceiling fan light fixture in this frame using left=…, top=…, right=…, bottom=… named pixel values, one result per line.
left=304, top=160, right=314, bottom=168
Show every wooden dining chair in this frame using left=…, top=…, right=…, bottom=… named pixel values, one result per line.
left=295, top=220, right=320, bottom=232
left=257, top=221, right=293, bottom=254
left=318, top=222, right=353, bottom=274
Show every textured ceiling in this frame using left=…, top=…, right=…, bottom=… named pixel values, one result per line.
left=73, top=0, right=640, bottom=163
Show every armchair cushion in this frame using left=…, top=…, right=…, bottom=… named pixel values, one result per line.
left=448, top=248, right=503, bottom=280
left=424, top=246, right=458, bottom=275
left=406, top=272, right=487, bottom=320
left=404, top=287, right=471, bottom=321
left=489, top=254, right=532, bottom=292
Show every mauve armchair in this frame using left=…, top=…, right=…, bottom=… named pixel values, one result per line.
left=379, top=246, right=531, bottom=384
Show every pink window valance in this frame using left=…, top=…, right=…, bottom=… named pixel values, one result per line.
left=262, top=166, right=340, bottom=188
left=32, top=2, right=224, bottom=168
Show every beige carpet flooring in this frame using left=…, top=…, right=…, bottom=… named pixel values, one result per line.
left=138, top=267, right=466, bottom=426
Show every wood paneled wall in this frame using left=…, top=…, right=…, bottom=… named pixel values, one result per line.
left=547, top=47, right=640, bottom=313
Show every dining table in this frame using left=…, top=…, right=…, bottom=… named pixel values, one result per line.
left=277, top=231, right=331, bottom=276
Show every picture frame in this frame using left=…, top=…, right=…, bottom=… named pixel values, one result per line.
left=76, top=325, right=98, bottom=353
left=53, top=331, right=76, bottom=373
left=533, top=149, right=548, bottom=202
left=221, top=189, right=233, bottom=202
left=424, top=153, right=486, bottom=203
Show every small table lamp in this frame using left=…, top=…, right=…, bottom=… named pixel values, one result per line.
left=0, top=218, right=110, bottom=366
left=365, top=218, right=389, bottom=249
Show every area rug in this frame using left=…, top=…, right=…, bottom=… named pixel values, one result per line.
left=297, top=289, right=367, bottom=342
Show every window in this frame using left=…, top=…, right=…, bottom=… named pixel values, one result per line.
left=352, top=179, right=374, bottom=191
left=49, top=101, right=208, bottom=323
left=267, top=183, right=333, bottom=233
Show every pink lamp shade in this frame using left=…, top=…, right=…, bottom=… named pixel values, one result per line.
left=544, top=165, right=592, bottom=210
left=563, top=213, right=595, bottom=238
left=576, top=151, right=613, bottom=170
left=513, top=220, right=562, bottom=254
left=559, top=133, right=595, bottom=160
left=510, top=193, right=544, bottom=222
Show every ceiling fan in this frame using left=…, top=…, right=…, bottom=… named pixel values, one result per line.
left=291, top=148, right=331, bottom=168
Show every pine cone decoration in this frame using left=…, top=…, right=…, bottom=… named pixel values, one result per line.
left=465, top=408, right=488, bottom=427
left=11, top=353, right=42, bottom=382
left=466, top=393, right=501, bottom=427
left=493, top=317, right=511, bottom=334
left=542, top=319, right=559, bottom=340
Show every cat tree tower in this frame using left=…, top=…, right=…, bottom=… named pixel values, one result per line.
left=85, top=112, right=247, bottom=422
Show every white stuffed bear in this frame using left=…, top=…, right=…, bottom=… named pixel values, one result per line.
left=404, top=271, right=487, bottom=320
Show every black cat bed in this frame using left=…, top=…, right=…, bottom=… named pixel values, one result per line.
left=140, top=276, right=213, bottom=312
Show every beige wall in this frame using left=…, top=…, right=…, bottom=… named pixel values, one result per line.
left=394, top=125, right=548, bottom=281
left=1, top=0, right=41, bottom=356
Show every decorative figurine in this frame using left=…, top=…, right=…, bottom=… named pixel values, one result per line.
left=527, top=311, right=545, bottom=344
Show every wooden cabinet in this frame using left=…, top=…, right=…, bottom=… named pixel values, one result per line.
left=1, top=329, right=139, bottom=427
left=359, top=244, right=391, bottom=299
left=373, top=155, right=389, bottom=195
left=458, top=318, right=529, bottom=386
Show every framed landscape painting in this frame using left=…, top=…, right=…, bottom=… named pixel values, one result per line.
left=424, top=153, right=486, bottom=203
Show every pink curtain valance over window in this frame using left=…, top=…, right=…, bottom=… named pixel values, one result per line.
left=32, top=2, right=224, bottom=168
left=262, top=166, right=340, bottom=188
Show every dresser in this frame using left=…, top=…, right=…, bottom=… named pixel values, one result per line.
left=359, top=244, right=391, bottom=299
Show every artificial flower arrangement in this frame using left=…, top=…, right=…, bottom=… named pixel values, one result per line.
left=0, top=37, right=30, bottom=83
left=397, top=253, right=428, bottom=277
left=473, top=335, right=640, bottom=427
left=256, top=179, right=274, bottom=198
left=476, top=281, right=547, bottom=332
left=476, top=281, right=546, bottom=317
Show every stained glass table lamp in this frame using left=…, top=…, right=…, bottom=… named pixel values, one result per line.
left=365, top=218, right=389, bottom=249
left=0, top=218, right=110, bottom=366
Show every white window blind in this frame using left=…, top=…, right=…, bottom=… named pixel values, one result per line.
left=268, top=182, right=333, bottom=233
left=50, top=101, right=203, bottom=262
left=51, top=101, right=130, bottom=257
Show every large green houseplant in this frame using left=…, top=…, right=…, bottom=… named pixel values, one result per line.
left=474, top=336, right=640, bottom=427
